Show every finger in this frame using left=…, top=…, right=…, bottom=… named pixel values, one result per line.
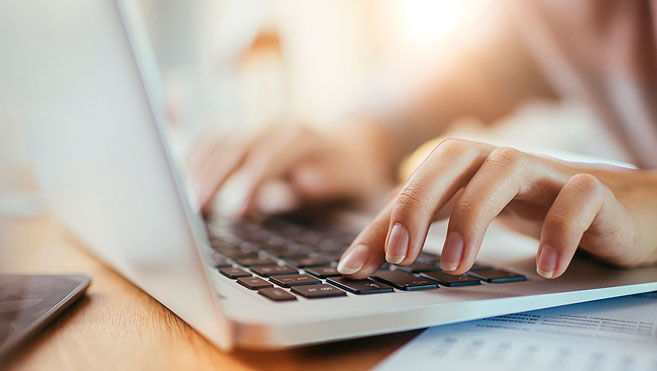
left=441, top=147, right=536, bottom=274
left=433, top=189, right=463, bottom=221
left=537, top=173, right=619, bottom=279
left=337, top=203, right=392, bottom=279
left=238, top=127, right=320, bottom=217
left=385, top=139, right=494, bottom=266
left=337, top=139, right=492, bottom=277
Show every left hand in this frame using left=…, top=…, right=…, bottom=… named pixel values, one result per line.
left=337, top=138, right=657, bottom=279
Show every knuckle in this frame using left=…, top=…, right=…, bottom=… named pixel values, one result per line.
left=545, top=213, right=575, bottom=235
left=435, top=138, right=471, bottom=157
left=487, top=147, right=524, bottom=168
left=567, top=173, right=603, bottom=194
left=452, top=195, right=481, bottom=221
left=395, top=183, right=426, bottom=209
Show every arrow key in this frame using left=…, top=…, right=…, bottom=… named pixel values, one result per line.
left=327, top=277, right=394, bottom=294
left=372, top=270, right=438, bottom=291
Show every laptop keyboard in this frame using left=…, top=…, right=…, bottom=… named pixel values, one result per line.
left=208, top=217, right=526, bottom=302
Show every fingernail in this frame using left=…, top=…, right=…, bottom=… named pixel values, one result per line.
left=338, top=244, right=369, bottom=274
left=537, top=244, right=558, bottom=278
left=386, top=223, right=409, bottom=264
left=440, top=232, right=464, bottom=271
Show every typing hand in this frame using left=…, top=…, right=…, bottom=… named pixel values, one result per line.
left=338, top=138, right=657, bottom=279
left=188, top=124, right=393, bottom=217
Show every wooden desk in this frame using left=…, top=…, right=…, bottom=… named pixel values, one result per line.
left=2, top=217, right=420, bottom=371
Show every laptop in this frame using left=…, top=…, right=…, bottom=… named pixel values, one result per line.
left=3, top=0, right=657, bottom=351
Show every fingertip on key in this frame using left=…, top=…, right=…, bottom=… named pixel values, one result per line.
left=440, top=232, right=464, bottom=272
left=440, top=261, right=459, bottom=271
left=338, top=244, right=369, bottom=275
left=385, top=223, right=409, bottom=265
left=537, top=244, right=558, bottom=279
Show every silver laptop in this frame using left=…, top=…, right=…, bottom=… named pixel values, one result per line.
left=3, top=0, right=657, bottom=351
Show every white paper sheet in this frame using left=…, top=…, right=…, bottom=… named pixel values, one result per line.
left=375, top=292, right=657, bottom=371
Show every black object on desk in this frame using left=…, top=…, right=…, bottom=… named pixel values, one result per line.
left=0, top=274, right=91, bottom=360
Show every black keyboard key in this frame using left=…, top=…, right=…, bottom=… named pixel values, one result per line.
left=291, top=284, right=347, bottom=299
left=264, top=235, right=288, bottom=246
left=215, top=242, right=259, bottom=253
left=210, top=239, right=234, bottom=250
left=314, top=243, right=345, bottom=254
left=285, top=257, right=332, bottom=268
left=416, top=253, right=440, bottom=264
left=304, top=266, right=341, bottom=278
left=238, top=241, right=261, bottom=250
left=421, top=251, right=441, bottom=260
left=268, top=249, right=307, bottom=259
left=251, top=265, right=298, bottom=277
left=372, top=270, right=438, bottom=291
left=234, top=257, right=278, bottom=267
left=288, top=242, right=315, bottom=252
left=218, top=248, right=259, bottom=259
left=396, top=262, right=442, bottom=273
left=316, top=252, right=345, bottom=262
left=421, top=271, right=481, bottom=287
left=211, top=255, right=232, bottom=268
left=237, top=276, right=274, bottom=290
left=378, top=263, right=391, bottom=270
left=265, top=245, right=294, bottom=253
left=270, top=274, right=321, bottom=288
left=232, top=231, right=267, bottom=243
left=316, top=238, right=346, bottom=252
left=293, top=232, right=324, bottom=245
left=327, top=277, right=393, bottom=294
left=259, top=287, right=297, bottom=302
left=219, top=267, right=252, bottom=279
left=470, top=262, right=495, bottom=271
left=467, top=269, right=526, bottom=283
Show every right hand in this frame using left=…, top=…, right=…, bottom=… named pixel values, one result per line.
left=187, top=124, right=394, bottom=217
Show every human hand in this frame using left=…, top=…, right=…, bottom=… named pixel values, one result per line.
left=187, top=124, right=395, bottom=217
left=337, top=138, right=657, bottom=279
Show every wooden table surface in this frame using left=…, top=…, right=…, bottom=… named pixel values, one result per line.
left=2, top=217, right=421, bottom=371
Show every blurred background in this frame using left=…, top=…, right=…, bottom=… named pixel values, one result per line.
left=0, top=0, right=632, bottom=222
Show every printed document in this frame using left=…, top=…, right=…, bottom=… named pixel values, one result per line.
left=375, top=292, right=657, bottom=371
